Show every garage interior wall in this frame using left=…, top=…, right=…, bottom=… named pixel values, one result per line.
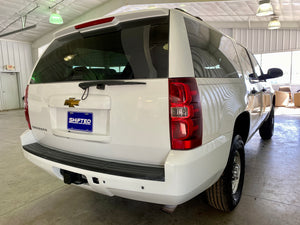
left=232, top=28, right=300, bottom=54
left=0, top=40, right=33, bottom=110
left=217, top=28, right=300, bottom=54
left=218, top=27, right=300, bottom=90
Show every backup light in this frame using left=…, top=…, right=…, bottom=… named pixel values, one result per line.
left=256, top=0, right=273, bottom=16
left=49, top=11, right=63, bottom=24
left=268, top=17, right=281, bottom=29
left=169, top=78, right=203, bottom=150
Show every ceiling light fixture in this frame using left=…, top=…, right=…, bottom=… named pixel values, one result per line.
left=49, top=0, right=65, bottom=25
left=268, top=16, right=281, bottom=29
left=49, top=10, right=63, bottom=24
left=256, top=0, right=274, bottom=16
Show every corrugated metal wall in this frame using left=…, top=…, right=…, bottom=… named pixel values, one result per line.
left=219, top=28, right=233, bottom=38
left=231, top=29, right=300, bottom=54
left=0, top=39, right=33, bottom=110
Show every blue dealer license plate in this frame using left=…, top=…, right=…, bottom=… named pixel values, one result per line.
left=67, top=112, right=93, bottom=132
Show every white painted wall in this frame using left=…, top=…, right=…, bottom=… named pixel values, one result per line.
left=0, top=39, right=33, bottom=110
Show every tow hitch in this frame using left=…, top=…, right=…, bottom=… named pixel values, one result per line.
left=60, top=169, right=88, bottom=185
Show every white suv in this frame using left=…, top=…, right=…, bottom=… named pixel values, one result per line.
left=21, top=8, right=282, bottom=212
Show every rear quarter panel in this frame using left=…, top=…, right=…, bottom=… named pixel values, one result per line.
left=169, top=9, right=247, bottom=145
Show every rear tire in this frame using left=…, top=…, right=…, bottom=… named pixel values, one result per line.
left=206, top=135, right=245, bottom=211
left=259, top=106, right=274, bottom=140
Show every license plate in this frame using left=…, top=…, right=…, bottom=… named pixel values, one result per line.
left=67, top=112, right=93, bottom=132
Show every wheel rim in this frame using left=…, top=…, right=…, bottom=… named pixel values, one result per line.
left=232, top=151, right=241, bottom=194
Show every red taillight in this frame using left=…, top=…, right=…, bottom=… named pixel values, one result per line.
left=169, top=78, right=202, bottom=150
left=75, top=17, right=115, bottom=29
left=24, top=85, right=31, bottom=129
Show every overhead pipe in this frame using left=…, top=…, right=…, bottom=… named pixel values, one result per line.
left=0, top=25, right=37, bottom=38
left=49, top=0, right=65, bottom=10
left=0, top=4, right=39, bottom=34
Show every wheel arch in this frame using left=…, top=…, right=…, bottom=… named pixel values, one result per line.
left=233, top=111, right=250, bottom=144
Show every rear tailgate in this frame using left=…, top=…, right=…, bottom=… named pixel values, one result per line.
left=28, top=79, right=170, bottom=165
left=27, top=11, right=171, bottom=165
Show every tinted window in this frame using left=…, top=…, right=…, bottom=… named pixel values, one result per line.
left=184, top=18, right=240, bottom=78
left=32, top=17, right=169, bottom=84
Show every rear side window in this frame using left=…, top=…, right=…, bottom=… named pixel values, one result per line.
left=31, top=17, right=169, bottom=84
left=184, top=18, right=240, bottom=78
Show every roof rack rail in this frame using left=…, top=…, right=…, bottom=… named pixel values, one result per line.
left=174, top=8, right=203, bottom=21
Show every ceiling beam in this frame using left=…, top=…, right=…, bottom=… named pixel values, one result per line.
left=125, top=0, right=250, bottom=3
left=0, top=24, right=37, bottom=38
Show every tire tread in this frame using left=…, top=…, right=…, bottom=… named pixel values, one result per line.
left=206, top=135, right=245, bottom=212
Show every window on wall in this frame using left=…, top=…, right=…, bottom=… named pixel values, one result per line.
left=261, top=52, right=291, bottom=84
left=254, top=50, right=300, bottom=85
left=292, top=51, right=300, bottom=84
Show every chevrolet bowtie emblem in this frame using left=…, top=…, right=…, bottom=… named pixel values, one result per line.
left=64, top=98, right=80, bottom=107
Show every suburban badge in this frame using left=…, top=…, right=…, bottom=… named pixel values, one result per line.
left=64, top=98, right=80, bottom=107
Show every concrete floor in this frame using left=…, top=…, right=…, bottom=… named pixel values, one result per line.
left=0, top=109, right=300, bottom=225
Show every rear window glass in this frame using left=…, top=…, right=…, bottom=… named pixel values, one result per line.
left=31, top=17, right=169, bottom=84
left=184, top=18, right=240, bottom=78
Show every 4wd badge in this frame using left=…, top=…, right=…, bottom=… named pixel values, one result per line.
left=64, top=98, right=80, bottom=107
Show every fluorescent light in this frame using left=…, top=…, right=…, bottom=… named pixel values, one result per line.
left=256, top=0, right=273, bottom=16
left=268, top=17, right=281, bottom=29
left=49, top=11, right=63, bottom=24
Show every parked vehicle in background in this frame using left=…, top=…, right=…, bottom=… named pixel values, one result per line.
left=20, top=8, right=282, bottom=212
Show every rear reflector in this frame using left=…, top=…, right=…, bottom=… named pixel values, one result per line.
left=75, top=17, right=115, bottom=29
left=169, top=78, right=202, bottom=150
left=24, top=85, right=31, bottom=129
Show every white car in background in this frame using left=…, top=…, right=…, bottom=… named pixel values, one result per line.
left=21, top=8, right=282, bottom=212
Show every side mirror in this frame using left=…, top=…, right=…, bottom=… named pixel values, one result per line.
left=259, top=68, right=283, bottom=80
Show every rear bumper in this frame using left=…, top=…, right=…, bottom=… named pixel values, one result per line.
left=21, top=130, right=231, bottom=205
left=23, top=142, right=165, bottom=181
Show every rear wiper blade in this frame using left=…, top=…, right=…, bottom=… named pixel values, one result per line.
left=79, top=80, right=146, bottom=90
